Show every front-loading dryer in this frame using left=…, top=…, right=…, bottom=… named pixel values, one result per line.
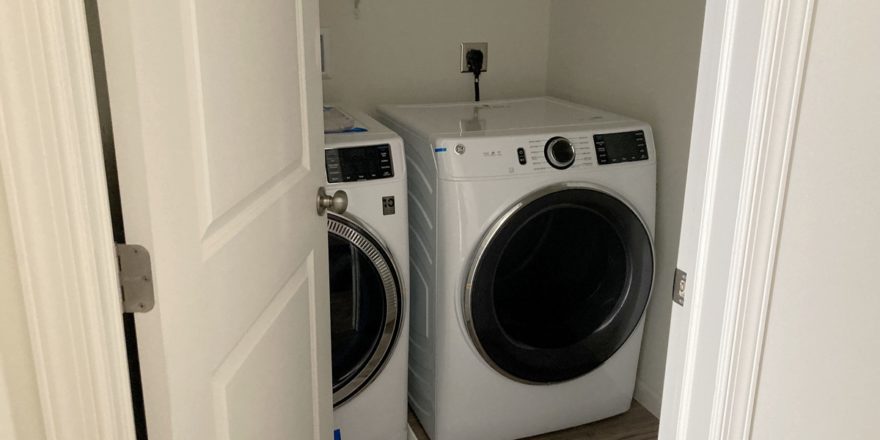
left=377, top=97, right=656, bottom=440
left=323, top=107, right=409, bottom=440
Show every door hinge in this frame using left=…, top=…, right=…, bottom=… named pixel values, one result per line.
left=116, top=244, right=155, bottom=313
left=673, top=268, right=687, bottom=306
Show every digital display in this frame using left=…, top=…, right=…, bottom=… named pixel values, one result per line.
left=325, top=144, right=393, bottom=183
left=594, top=131, right=648, bottom=165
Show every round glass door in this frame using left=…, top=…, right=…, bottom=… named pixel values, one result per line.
left=328, top=214, right=402, bottom=407
left=464, top=186, right=654, bottom=384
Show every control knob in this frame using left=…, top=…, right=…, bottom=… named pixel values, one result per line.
left=544, top=137, right=575, bottom=170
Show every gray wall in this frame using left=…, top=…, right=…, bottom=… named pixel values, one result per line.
left=546, top=0, right=705, bottom=415
left=319, top=0, right=551, bottom=112
left=751, top=1, right=880, bottom=438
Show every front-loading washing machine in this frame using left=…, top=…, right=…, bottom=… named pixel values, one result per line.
left=377, top=97, right=656, bottom=439
left=323, top=107, right=409, bottom=440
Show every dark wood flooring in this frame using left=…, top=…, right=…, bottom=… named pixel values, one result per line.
left=408, top=400, right=658, bottom=440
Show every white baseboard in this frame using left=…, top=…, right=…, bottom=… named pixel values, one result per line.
left=634, top=379, right=663, bottom=418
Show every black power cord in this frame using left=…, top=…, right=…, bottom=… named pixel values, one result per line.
left=466, top=49, right=484, bottom=102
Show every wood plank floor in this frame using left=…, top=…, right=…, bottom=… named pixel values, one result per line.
left=408, top=400, right=658, bottom=440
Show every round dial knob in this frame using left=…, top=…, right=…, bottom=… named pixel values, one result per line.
left=544, top=137, right=576, bottom=170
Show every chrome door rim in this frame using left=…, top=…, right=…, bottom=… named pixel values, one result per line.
left=328, top=214, right=403, bottom=407
left=461, top=182, right=655, bottom=384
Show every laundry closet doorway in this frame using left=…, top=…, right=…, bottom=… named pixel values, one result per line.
left=0, top=0, right=828, bottom=439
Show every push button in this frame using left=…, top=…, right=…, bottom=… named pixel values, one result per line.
left=517, top=147, right=527, bottom=165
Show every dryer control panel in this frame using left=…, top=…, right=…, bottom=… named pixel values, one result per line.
left=433, top=123, right=655, bottom=180
left=594, top=130, right=649, bottom=165
left=325, top=144, right=394, bottom=183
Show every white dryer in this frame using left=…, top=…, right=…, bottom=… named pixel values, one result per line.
left=323, top=107, right=409, bottom=440
left=377, top=97, right=656, bottom=440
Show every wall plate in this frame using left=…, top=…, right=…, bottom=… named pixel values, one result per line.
left=460, top=42, right=488, bottom=73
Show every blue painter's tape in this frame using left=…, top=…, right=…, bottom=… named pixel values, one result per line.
left=434, top=147, right=447, bottom=153
left=334, top=429, right=341, bottom=440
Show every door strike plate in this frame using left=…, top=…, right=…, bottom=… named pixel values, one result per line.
left=116, top=244, right=155, bottom=313
left=673, top=268, right=687, bottom=306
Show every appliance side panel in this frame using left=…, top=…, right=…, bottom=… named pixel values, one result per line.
left=376, top=115, right=438, bottom=436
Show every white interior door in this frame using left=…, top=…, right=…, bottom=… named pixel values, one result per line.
left=96, top=0, right=332, bottom=438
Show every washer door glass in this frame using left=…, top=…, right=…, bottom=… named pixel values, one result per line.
left=465, top=187, right=653, bottom=384
left=328, top=214, right=402, bottom=407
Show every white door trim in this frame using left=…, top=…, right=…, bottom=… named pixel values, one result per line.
left=0, top=0, right=136, bottom=439
left=712, top=0, right=814, bottom=438
left=662, top=0, right=815, bottom=438
left=0, top=357, right=16, bottom=439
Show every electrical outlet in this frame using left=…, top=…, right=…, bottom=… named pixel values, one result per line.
left=460, top=42, right=488, bottom=73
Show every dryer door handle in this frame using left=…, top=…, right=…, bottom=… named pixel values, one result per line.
left=317, top=188, right=348, bottom=216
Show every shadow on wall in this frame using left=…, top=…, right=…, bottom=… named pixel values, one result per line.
left=546, top=0, right=707, bottom=415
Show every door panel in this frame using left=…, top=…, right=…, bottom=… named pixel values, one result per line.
left=97, top=0, right=331, bottom=437
left=192, top=0, right=308, bottom=222
left=215, top=259, right=317, bottom=440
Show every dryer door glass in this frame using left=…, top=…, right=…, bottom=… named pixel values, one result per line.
left=465, top=187, right=653, bottom=384
left=328, top=215, right=402, bottom=407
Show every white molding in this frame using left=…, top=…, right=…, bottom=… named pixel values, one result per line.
left=672, top=0, right=741, bottom=435
left=634, top=378, right=663, bottom=418
left=0, top=0, right=136, bottom=439
left=711, top=1, right=815, bottom=438
left=0, top=357, right=16, bottom=439
left=661, top=0, right=817, bottom=438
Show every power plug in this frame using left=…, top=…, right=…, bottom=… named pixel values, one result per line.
left=467, top=50, right=483, bottom=101
left=466, top=49, right=484, bottom=78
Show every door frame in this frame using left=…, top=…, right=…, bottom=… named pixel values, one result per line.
left=0, top=0, right=815, bottom=439
left=0, top=0, right=135, bottom=439
left=659, top=0, right=815, bottom=438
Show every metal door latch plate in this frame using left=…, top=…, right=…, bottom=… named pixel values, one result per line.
left=673, top=268, right=687, bottom=306
left=116, top=244, right=155, bottom=313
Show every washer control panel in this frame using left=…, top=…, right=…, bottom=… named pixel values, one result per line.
left=594, top=130, right=649, bottom=165
left=325, top=144, right=394, bottom=183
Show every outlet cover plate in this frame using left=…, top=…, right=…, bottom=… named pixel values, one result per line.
left=460, top=42, right=488, bottom=73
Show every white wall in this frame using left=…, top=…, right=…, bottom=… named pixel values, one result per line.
left=319, top=0, right=551, bottom=112
left=750, top=2, right=880, bottom=438
left=546, top=0, right=705, bottom=415
left=0, top=172, right=46, bottom=440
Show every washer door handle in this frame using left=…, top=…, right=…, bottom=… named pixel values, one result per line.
left=317, top=188, right=348, bottom=216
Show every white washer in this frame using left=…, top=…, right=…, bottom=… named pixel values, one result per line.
left=324, top=107, right=409, bottom=440
left=377, top=97, right=656, bottom=440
